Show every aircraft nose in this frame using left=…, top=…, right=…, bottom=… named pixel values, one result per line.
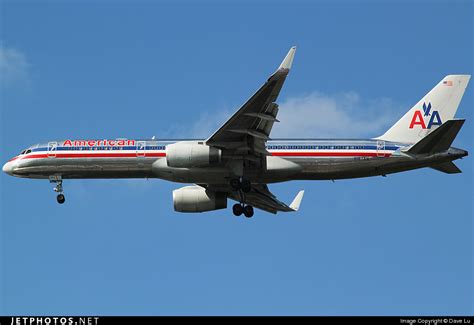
left=3, top=161, right=13, bottom=175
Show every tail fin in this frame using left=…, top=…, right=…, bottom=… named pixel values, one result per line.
left=377, top=75, right=470, bottom=143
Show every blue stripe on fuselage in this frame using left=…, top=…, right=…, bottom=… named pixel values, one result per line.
left=29, top=140, right=403, bottom=152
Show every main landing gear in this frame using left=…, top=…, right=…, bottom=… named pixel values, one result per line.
left=230, top=177, right=254, bottom=218
left=50, top=176, right=65, bottom=204
left=230, top=177, right=251, bottom=193
left=232, top=203, right=254, bottom=218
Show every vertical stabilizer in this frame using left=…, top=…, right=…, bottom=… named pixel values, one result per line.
left=377, top=75, right=470, bottom=143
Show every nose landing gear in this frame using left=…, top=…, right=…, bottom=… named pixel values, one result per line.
left=50, top=176, right=65, bottom=204
left=56, top=193, right=65, bottom=204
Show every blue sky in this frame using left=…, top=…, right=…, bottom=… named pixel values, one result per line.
left=1, top=0, right=472, bottom=316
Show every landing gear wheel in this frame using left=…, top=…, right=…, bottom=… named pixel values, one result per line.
left=232, top=203, right=243, bottom=216
left=50, top=176, right=65, bottom=204
left=57, top=194, right=65, bottom=204
left=230, top=178, right=241, bottom=191
left=243, top=205, right=254, bottom=218
left=241, top=179, right=251, bottom=193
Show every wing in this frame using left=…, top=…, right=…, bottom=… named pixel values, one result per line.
left=206, top=46, right=296, bottom=157
left=202, top=47, right=304, bottom=215
left=204, top=183, right=304, bottom=214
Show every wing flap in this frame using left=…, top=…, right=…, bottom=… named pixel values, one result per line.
left=207, top=183, right=304, bottom=214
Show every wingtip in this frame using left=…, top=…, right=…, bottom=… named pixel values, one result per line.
left=289, top=190, right=304, bottom=211
left=278, top=46, right=297, bottom=70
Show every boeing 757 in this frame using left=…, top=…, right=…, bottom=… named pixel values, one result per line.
left=2, top=47, right=470, bottom=218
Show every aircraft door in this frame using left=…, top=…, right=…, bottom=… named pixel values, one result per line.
left=136, top=141, right=146, bottom=157
left=376, top=140, right=385, bottom=157
left=48, top=142, right=57, bottom=158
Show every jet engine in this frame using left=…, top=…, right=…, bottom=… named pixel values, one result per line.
left=166, top=142, right=221, bottom=168
left=173, top=185, right=227, bottom=212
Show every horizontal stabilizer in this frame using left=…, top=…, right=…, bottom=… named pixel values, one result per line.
left=289, top=190, right=305, bottom=211
left=431, top=162, right=462, bottom=174
left=407, top=119, right=465, bottom=155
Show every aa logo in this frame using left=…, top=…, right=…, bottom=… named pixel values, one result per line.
left=409, top=102, right=442, bottom=129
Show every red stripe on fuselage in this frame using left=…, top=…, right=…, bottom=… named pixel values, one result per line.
left=22, top=152, right=166, bottom=159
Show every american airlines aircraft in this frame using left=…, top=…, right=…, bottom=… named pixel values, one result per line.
left=2, top=47, right=470, bottom=218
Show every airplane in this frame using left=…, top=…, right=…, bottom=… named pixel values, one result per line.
left=2, top=47, right=470, bottom=218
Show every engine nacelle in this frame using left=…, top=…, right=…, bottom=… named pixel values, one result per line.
left=166, top=142, right=221, bottom=168
left=173, top=186, right=227, bottom=213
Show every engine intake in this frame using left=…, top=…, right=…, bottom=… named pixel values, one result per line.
left=173, top=185, right=227, bottom=212
left=166, top=142, right=221, bottom=168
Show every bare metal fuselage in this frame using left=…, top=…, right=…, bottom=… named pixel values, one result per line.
left=5, top=138, right=467, bottom=184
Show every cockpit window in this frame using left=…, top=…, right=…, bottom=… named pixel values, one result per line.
left=20, top=150, right=26, bottom=155
left=25, top=149, right=32, bottom=154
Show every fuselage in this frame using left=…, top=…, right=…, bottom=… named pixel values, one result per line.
left=3, top=138, right=467, bottom=184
